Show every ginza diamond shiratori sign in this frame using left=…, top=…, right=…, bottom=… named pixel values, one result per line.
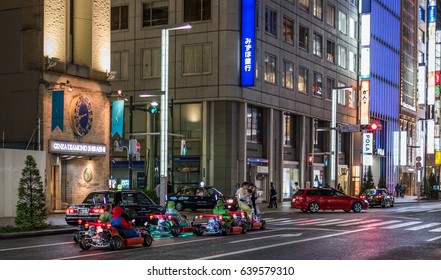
left=49, top=140, right=106, bottom=155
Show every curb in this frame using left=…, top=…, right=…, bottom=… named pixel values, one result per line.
left=0, top=227, right=76, bottom=240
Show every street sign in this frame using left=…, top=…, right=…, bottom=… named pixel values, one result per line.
left=339, top=124, right=360, bottom=133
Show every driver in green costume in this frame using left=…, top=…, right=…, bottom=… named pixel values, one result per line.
left=165, top=201, right=190, bottom=227
left=212, top=200, right=236, bottom=226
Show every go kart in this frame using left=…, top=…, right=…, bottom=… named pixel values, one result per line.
left=147, top=214, right=194, bottom=237
left=77, top=220, right=153, bottom=251
left=231, top=208, right=266, bottom=231
left=192, top=213, right=245, bottom=236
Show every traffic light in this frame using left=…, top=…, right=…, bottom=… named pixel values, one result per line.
left=148, top=102, right=160, bottom=114
left=307, top=153, right=314, bottom=166
left=360, top=123, right=382, bottom=131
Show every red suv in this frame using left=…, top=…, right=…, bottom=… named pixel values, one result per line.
left=291, top=188, right=368, bottom=213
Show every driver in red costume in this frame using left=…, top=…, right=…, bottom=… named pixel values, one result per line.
left=110, top=205, right=138, bottom=238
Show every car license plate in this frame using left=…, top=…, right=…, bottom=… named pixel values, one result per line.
left=79, top=209, right=88, bottom=215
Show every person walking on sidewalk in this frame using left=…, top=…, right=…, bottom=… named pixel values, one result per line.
left=395, top=183, right=400, bottom=198
left=268, top=182, right=277, bottom=208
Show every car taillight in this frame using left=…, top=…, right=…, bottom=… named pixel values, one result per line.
left=89, top=208, right=104, bottom=214
left=360, top=195, right=366, bottom=199
left=84, top=222, right=89, bottom=229
left=106, top=222, right=111, bottom=229
left=375, top=194, right=382, bottom=199
left=66, top=208, right=78, bottom=214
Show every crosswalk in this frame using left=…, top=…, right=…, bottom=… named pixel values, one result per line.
left=264, top=217, right=441, bottom=233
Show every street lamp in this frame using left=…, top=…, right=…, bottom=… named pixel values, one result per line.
left=331, top=86, right=353, bottom=188
left=160, top=23, right=192, bottom=206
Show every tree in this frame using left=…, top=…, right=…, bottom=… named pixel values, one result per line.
left=378, top=176, right=386, bottom=189
left=15, top=155, right=48, bottom=229
left=361, top=166, right=374, bottom=194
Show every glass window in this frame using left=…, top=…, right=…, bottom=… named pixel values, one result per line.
left=349, top=17, right=357, bottom=39
left=313, top=0, right=323, bottom=20
left=265, top=7, right=278, bottom=37
left=111, top=5, right=129, bottom=31
left=338, top=11, right=347, bottom=34
left=326, top=4, right=335, bottom=28
left=247, top=106, right=263, bottom=143
left=313, top=72, right=323, bottom=97
left=264, top=53, right=277, bottom=84
left=184, top=0, right=211, bottom=22
left=326, top=77, right=334, bottom=100
left=348, top=88, right=356, bottom=108
left=111, top=51, right=129, bottom=80
left=313, top=33, right=323, bottom=58
left=299, top=25, right=309, bottom=50
left=283, top=17, right=294, bottom=44
left=418, top=50, right=425, bottom=64
left=298, top=66, right=308, bottom=94
left=348, top=50, right=356, bottom=73
left=183, top=43, right=211, bottom=75
left=283, top=60, right=294, bottom=89
left=337, top=82, right=346, bottom=105
left=299, top=0, right=310, bottom=12
left=338, top=45, right=347, bottom=69
left=327, top=40, right=335, bottom=63
left=142, top=48, right=161, bottom=79
left=283, top=113, right=295, bottom=146
left=142, top=1, right=168, bottom=27
left=418, top=29, right=425, bottom=44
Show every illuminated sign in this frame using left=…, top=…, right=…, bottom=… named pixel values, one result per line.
left=241, top=0, right=255, bottom=86
left=427, top=119, right=435, bottom=154
left=400, top=131, right=407, bottom=166
left=360, top=80, right=370, bottom=125
left=363, top=133, right=373, bottom=154
left=49, top=140, right=106, bottom=155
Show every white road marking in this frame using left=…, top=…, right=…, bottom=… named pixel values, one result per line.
left=383, top=221, right=422, bottom=229
left=429, top=227, right=441, bottom=232
left=426, top=235, right=441, bottom=242
left=195, top=228, right=372, bottom=260
left=405, top=222, right=441, bottom=231
left=336, top=219, right=381, bottom=226
left=229, top=233, right=303, bottom=243
left=317, top=219, right=362, bottom=226
left=360, top=220, right=402, bottom=227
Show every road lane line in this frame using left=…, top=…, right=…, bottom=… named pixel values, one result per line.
left=405, top=222, right=441, bottom=231
left=195, top=228, right=372, bottom=260
left=383, top=221, right=422, bottom=229
left=360, top=220, right=402, bottom=227
left=229, top=233, right=303, bottom=243
left=336, top=219, right=381, bottom=226
left=0, top=242, right=73, bottom=252
left=316, top=219, right=361, bottom=226
left=429, top=227, right=441, bottom=232
left=427, top=235, right=441, bottom=242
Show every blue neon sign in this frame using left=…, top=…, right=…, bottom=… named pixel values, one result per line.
left=429, top=5, right=436, bottom=23
left=241, top=0, right=255, bottom=87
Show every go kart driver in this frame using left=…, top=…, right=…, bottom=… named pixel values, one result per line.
left=110, top=205, right=138, bottom=238
left=235, top=182, right=253, bottom=219
left=165, top=201, right=190, bottom=227
left=213, top=199, right=236, bottom=226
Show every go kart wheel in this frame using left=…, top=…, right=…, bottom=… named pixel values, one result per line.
left=110, top=236, right=123, bottom=251
left=175, top=202, right=184, bottom=211
left=193, top=225, right=203, bottom=236
left=308, top=202, right=320, bottom=213
left=241, top=225, right=247, bottom=234
left=171, top=224, right=181, bottom=237
left=221, top=224, right=231, bottom=236
left=79, top=235, right=91, bottom=250
left=72, top=230, right=80, bottom=244
left=260, top=220, right=266, bottom=230
left=143, top=234, right=153, bottom=247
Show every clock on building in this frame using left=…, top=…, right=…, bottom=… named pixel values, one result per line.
left=70, top=95, right=93, bottom=136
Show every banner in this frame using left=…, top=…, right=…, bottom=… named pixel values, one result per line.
left=111, top=100, right=125, bottom=137
left=51, top=90, right=64, bottom=131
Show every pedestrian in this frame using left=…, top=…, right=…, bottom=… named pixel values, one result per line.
left=232, top=183, right=240, bottom=196
left=395, top=183, right=400, bottom=198
left=400, top=184, right=406, bottom=198
left=337, top=183, right=342, bottom=192
left=294, top=182, right=300, bottom=193
left=155, top=183, right=161, bottom=202
left=249, top=183, right=258, bottom=216
left=268, top=182, right=277, bottom=208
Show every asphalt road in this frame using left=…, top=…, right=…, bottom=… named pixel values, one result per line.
left=0, top=201, right=440, bottom=260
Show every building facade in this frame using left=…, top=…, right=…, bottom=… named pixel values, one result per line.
left=109, top=0, right=360, bottom=200
left=0, top=0, right=112, bottom=211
